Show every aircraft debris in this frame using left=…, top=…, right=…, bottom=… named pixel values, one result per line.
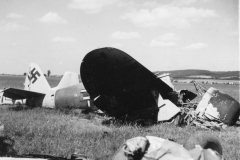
left=80, top=47, right=196, bottom=124
left=195, top=86, right=240, bottom=125
left=0, top=90, right=24, bottom=105
left=80, top=47, right=240, bottom=129
left=175, top=82, right=240, bottom=129
left=1, top=63, right=98, bottom=111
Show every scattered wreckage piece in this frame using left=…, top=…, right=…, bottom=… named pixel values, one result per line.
left=112, top=134, right=223, bottom=160
left=195, top=85, right=240, bottom=126
left=80, top=47, right=239, bottom=127
left=80, top=47, right=196, bottom=123
left=176, top=83, right=240, bottom=129
left=157, top=100, right=180, bottom=121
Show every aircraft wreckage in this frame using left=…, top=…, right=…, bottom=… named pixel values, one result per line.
left=80, top=47, right=240, bottom=129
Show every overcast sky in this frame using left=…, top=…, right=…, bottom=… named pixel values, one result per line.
left=0, top=0, right=238, bottom=75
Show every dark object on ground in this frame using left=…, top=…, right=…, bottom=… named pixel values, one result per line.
left=0, top=135, right=16, bottom=156
left=180, top=90, right=197, bottom=103
left=81, top=47, right=173, bottom=121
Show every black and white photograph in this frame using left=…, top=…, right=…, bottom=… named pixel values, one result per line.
left=0, top=0, right=239, bottom=160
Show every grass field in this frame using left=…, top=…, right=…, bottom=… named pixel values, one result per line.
left=0, top=75, right=240, bottom=160
left=0, top=107, right=239, bottom=160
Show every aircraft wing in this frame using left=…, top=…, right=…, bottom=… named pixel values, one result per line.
left=3, top=88, right=45, bottom=99
left=81, top=47, right=174, bottom=120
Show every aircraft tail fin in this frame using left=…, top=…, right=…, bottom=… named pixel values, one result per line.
left=24, top=63, right=51, bottom=94
left=55, top=72, right=79, bottom=89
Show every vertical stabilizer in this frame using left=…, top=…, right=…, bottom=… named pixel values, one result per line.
left=55, top=72, right=79, bottom=90
left=24, top=63, right=51, bottom=94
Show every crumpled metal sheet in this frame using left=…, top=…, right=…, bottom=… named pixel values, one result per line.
left=196, top=87, right=240, bottom=125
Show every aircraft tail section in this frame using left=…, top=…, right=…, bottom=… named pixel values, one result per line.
left=24, top=63, right=51, bottom=94
left=55, top=72, right=79, bottom=90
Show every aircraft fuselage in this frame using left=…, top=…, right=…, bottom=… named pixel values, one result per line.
left=25, top=83, right=97, bottom=111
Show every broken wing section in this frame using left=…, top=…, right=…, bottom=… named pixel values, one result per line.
left=196, top=87, right=240, bottom=125
left=81, top=47, right=173, bottom=100
left=80, top=47, right=174, bottom=121
left=3, top=88, right=45, bottom=100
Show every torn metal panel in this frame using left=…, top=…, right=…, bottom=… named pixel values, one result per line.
left=197, top=87, right=240, bottom=125
left=196, top=87, right=216, bottom=117
left=157, top=100, right=180, bottom=121
left=209, top=89, right=240, bottom=125
left=204, top=103, right=220, bottom=120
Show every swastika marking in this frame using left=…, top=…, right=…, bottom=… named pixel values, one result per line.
left=28, top=68, right=41, bottom=84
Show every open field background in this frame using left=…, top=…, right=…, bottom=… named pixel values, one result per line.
left=1, top=75, right=239, bottom=101
left=173, top=83, right=240, bottom=102
left=175, top=79, right=240, bottom=84
left=0, top=75, right=240, bottom=160
left=155, top=70, right=240, bottom=80
left=0, top=75, right=61, bottom=89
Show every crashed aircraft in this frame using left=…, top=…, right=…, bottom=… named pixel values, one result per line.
left=80, top=47, right=196, bottom=123
left=2, top=63, right=97, bottom=111
left=80, top=47, right=240, bottom=127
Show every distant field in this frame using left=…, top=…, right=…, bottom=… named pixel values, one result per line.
left=186, top=75, right=213, bottom=78
left=155, top=70, right=240, bottom=80
left=0, top=75, right=61, bottom=89
left=176, top=78, right=240, bottom=84
left=0, top=75, right=239, bottom=101
left=174, top=83, right=240, bottom=101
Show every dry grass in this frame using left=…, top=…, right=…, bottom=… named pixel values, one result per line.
left=0, top=106, right=239, bottom=160
left=0, top=75, right=239, bottom=159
